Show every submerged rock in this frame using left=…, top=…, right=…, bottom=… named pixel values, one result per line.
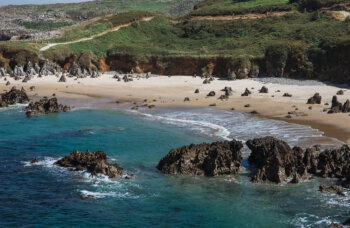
left=24, top=97, right=70, bottom=116
left=307, top=93, right=322, bottom=104
left=55, top=150, right=123, bottom=178
left=319, top=185, right=345, bottom=196
left=156, top=140, right=243, bottom=176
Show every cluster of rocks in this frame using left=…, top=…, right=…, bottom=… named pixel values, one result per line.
left=0, top=86, right=29, bottom=107
left=157, top=136, right=350, bottom=195
left=24, top=97, right=70, bottom=117
left=156, top=140, right=243, bottom=176
left=54, top=150, right=123, bottom=178
left=328, top=96, right=350, bottom=114
left=68, top=63, right=100, bottom=78
left=227, top=67, right=259, bottom=80
left=113, top=72, right=152, bottom=82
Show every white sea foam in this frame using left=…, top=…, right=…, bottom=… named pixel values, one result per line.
left=136, top=108, right=343, bottom=148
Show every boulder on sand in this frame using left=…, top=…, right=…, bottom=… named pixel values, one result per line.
left=59, top=74, right=67, bottom=82
left=241, top=88, right=251, bottom=96
left=259, top=86, right=269, bottom=93
left=207, top=91, right=216, bottom=97
left=328, top=96, right=343, bottom=113
left=307, top=93, right=322, bottom=104
left=156, top=140, right=243, bottom=176
left=55, top=150, right=123, bottom=178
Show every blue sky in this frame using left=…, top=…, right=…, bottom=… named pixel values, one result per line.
left=0, top=0, right=91, bottom=6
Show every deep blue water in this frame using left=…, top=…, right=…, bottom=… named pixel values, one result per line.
left=0, top=107, right=349, bottom=227
left=0, top=0, right=91, bottom=6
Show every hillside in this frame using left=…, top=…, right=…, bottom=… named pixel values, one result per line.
left=1, top=0, right=350, bottom=83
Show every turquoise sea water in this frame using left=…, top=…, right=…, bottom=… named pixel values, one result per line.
left=0, top=107, right=349, bottom=227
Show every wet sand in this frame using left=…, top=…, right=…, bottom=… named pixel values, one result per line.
left=1, top=73, right=350, bottom=144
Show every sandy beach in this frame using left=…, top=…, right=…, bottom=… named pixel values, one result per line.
left=1, top=73, right=350, bottom=144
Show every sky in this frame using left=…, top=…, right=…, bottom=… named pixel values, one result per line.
left=0, top=0, right=91, bottom=6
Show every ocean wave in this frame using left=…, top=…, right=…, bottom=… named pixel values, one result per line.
left=291, top=213, right=333, bottom=228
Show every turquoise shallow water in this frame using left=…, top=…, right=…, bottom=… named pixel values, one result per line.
left=0, top=107, right=349, bottom=227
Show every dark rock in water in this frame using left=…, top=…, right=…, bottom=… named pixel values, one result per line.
left=336, top=90, right=344, bottom=95
left=316, top=145, right=350, bottom=178
left=307, top=93, right=322, bottom=104
left=30, top=158, right=38, bottom=164
left=207, top=91, right=216, bottom=97
left=0, top=86, right=30, bottom=107
left=194, top=89, right=199, bottom=93
left=25, top=111, right=32, bottom=118
left=184, top=97, right=190, bottom=102
left=246, top=137, right=308, bottom=183
left=283, top=93, right=292, bottom=97
left=259, top=86, right=268, bottom=93
left=241, top=88, right=251, bottom=96
left=329, top=222, right=344, bottom=228
left=319, top=185, right=345, bottom=196
left=55, top=150, right=123, bottom=178
left=328, top=96, right=343, bottom=113
left=156, top=140, right=243, bottom=176
left=24, top=97, right=70, bottom=115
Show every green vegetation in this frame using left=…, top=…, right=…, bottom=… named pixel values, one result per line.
left=190, top=0, right=293, bottom=16
left=51, top=11, right=156, bottom=43
left=18, top=22, right=73, bottom=31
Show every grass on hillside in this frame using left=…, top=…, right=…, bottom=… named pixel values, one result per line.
left=50, top=11, right=156, bottom=43
left=18, top=22, right=73, bottom=31
left=44, top=11, right=350, bottom=60
left=190, top=0, right=293, bottom=16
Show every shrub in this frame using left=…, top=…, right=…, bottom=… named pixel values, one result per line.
left=265, top=42, right=289, bottom=77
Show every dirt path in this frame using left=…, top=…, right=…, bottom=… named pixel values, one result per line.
left=40, top=17, right=154, bottom=52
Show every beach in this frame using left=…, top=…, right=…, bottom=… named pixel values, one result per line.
left=1, top=73, right=350, bottom=144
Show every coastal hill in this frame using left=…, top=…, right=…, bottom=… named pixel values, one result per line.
left=1, top=0, right=350, bottom=83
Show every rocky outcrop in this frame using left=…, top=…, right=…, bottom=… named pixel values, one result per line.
left=0, top=86, right=30, bottom=107
left=241, top=88, right=251, bottom=96
left=246, top=137, right=308, bottom=183
left=328, top=96, right=350, bottom=113
left=316, top=145, right=350, bottom=178
left=54, top=150, right=123, bottom=178
left=59, top=74, right=67, bottom=82
left=156, top=140, right=243, bottom=176
left=319, top=185, right=345, bottom=196
left=259, top=86, right=268, bottom=93
left=307, top=93, right=322, bottom=104
left=24, top=97, right=70, bottom=116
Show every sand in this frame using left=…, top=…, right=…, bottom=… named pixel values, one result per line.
left=1, top=73, right=350, bottom=144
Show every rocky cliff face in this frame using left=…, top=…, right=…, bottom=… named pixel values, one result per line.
left=157, top=140, right=243, bottom=176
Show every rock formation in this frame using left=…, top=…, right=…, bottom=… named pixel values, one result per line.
left=283, top=93, right=292, bottom=97
left=259, top=86, right=268, bottom=93
left=0, top=86, right=30, bottom=107
left=241, top=88, right=251, bottom=96
left=59, top=74, right=67, bottom=82
left=24, top=97, right=70, bottom=116
left=246, top=137, right=309, bottom=183
left=55, top=150, right=123, bottom=178
left=207, top=91, right=216, bottom=97
left=328, top=96, right=350, bottom=113
left=221, top=87, right=232, bottom=96
left=319, top=185, right=345, bottom=196
left=307, top=93, right=322, bottom=104
left=156, top=140, right=243, bottom=176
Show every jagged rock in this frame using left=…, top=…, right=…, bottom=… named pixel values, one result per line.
left=54, top=150, right=123, bottom=178
left=156, top=140, right=243, bottom=176
left=336, top=90, right=344, bottom=95
left=34, top=63, right=40, bottom=74
left=24, top=97, right=70, bottom=115
left=91, top=71, right=100, bottom=78
left=342, top=100, right=350, bottom=113
left=203, top=78, right=210, bottom=84
left=319, top=185, right=345, bottom=196
left=184, top=97, right=190, bottom=102
left=329, top=222, right=344, bottom=228
left=69, top=63, right=82, bottom=77
left=123, top=75, right=131, bottom=82
left=25, top=61, right=36, bottom=76
left=328, top=96, right=343, bottom=113
left=307, top=93, right=322, bottom=104
left=13, top=65, right=25, bottom=77
left=0, top=86, right=29, bottom=107
left=259, top=86, right=268, bottom=93
left=207, top=91, right=216, bottom=97
left=113, top=74, right=121, bottom=80
left=221, top=87, right=232, bottom=96
left=316, top=145, right=350, bottom=178
left=194, top=89, right=199, bottom=93
left=283, top=93, right=292, bottom=97
left=6, top=81, right=10, bottom=86
left=246, top=137, right=308, bottom=183
left=22, top=75, right=31, bottom=83
left=0, top=68, right=5, bottom=77
left=59, top=75, right=67, bottom=82
left=241, top=88, right=251, bottom=96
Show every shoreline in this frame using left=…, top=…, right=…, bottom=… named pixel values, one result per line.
left=1, top=73, right=350, bottom=145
